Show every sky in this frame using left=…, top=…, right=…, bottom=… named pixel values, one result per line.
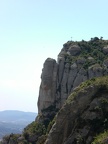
left=0, top=0, right=108, bottom=113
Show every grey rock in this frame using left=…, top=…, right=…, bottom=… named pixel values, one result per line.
left=103, top=59, right=108, bottom=67
left=76, top=57, right=86, bottom=65
left=87, top=56, right=95, bottom=63
left=38, top=41, right=108, bottom=116
left=73, top=68, right=87, bottom=89
left=103, top=45, right=108, bottom=54
left=38, top=58, right=58, bottom=113
left=45, top=77, right=108, bottom=144
left=17, top=136, right=24, bottom=142
left=57, top=51, right=66, bottom=63
left=58, top=57, right=65, bottom=83
left=67, top=63, right=78, bottom=93
left=45, top=85, right=98, bottom=144
left=68, top=45, right=81, bottom=56
left=60, top=63, right=70, bottom=106
left=88, top=64, right=103, bottom=79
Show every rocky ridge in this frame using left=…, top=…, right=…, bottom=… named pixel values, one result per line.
left=1, top=37, right=108, bottom=144
left=38, top=37, right=108, bottom=114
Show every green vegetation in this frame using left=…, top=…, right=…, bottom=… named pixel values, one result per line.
left=64, top=37, right=108, bottom=69
left=47, top=117, right=55, bottom=133
left=66, top=76, right=108, bottom=104
left=9, top=104, right=58, bottom=144
left=92, top=131, right=108, bottom=144
left=23, top=121, right=46, bottom=141
left=66, top=76, right=108, bottom=143
left=0, top=134, right=21, bottom=144
left=23, top=121, right=46, bottom=135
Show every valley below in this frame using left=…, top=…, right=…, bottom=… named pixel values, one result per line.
left=0, top=110, right=37, bottom=140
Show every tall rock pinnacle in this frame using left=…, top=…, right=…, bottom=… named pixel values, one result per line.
left=38, top=58, right=58, bottom=113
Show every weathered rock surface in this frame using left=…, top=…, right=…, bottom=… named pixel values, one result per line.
left=88, top=64, right=103, bottom=79
left=45, top=77, right=108, bottom=144
left=38, top=58, right=58, bottom=113
left=103, top=45, right=108, bottom=54
left=38, top=39, right=108, bottom=114
left=68, top=45, right=81, bottom=56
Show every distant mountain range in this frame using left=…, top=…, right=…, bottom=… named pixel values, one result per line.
left=0, top=110, right=37, bottom=139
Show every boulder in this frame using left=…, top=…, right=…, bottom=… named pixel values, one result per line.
left=88, top=64, right=103, bottom=79
left=68, top=45, right=81, bottom=56
left=103, top=46, right=108, bottom=54
left=103, top=59, right=108, bottom=67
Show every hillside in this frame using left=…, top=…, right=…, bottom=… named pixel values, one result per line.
left=0, top=110, right=37, bottom=140
left=1, top=37, right=108, bottom=144
left=45, top=76, right=108, bottom=143
left=0, top=110, right=36, bottom=122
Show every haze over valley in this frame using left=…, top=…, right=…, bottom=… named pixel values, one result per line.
left=0, top=110, right=37, bottom=139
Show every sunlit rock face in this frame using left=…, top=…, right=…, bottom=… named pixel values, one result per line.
left=38, top=58, right=58, bottom=113
left=45, top=77, right=108, bottom=144
left=38, top=38, right=108, bottom=114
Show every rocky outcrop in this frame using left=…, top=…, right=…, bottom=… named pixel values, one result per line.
left=67, top=45, right=81, bottom=56
left=88, top=64, right=103, bottom=79
left=38, top=39, right=108, bottom=114
left=103, top=45, right=108, bottom=54
left=2, top=38, right=108, bottom=144
left=38, top=58, right=58, bottom=113
left=45, top=76, right=108, bottom=144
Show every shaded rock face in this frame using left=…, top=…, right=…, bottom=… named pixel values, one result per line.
left=103, top=45, right=108, bottom=54
left=45, top=77, right=108, bottom=144
left=38, top=39, right=108, bottom=114
left=38, top=58, right=58, bottom=113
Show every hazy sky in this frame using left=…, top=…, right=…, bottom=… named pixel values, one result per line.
left=0, top=0, right=108, bottom=113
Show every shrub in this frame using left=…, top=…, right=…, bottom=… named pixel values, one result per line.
left=92, top=130, right=108, bottom=144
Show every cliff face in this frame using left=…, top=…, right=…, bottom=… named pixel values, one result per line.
left=45, top=76, right=108, bottom=144
left=2, top=38, right=108, bottom=144
left=38, top=58, right=58, bottom=113
left=38, top=38, right=108, bottom=114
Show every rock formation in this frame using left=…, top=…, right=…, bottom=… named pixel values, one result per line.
left=38, top=58, right=58, bottom=113
left=45, top=76, right=108, bottom=144
left=38, top=38, right=108, bottom=114
left=1, top=37, right=108, bottom=144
